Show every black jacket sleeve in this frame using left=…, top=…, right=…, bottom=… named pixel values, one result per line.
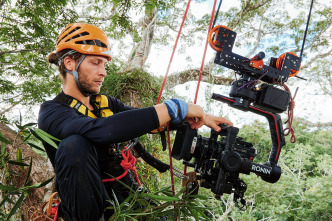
left=38, top=100, right=159, bottom=145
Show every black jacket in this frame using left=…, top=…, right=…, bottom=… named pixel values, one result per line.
left=38, top=92, right=160, bottom=167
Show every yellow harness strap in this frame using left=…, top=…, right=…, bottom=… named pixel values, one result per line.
left=95, top=95, right=114, bottom=117
left=69, top=95, right=113, bottom=118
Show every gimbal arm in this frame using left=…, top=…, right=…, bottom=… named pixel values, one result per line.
left=212, top=93, right=284, bottom=183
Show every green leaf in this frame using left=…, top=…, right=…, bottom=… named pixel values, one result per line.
left=7, top=193, right=25, bottom=221
left=16, top=147, right=24, bottom=170
left=33, top=128, right=60, bottom=141
left=24, top=158, right=33, bottom=185
left=188, top=207, right=199, bottom=220
left=27, top=142, right=45, bottom=152
left=30, top=128, right=59, bottom=149
left=0, top=133, right=11, bottom=145
left=140, top=193, right=179, bottom=202
left=23, top=122, right=37, bottom=128
left=186, top=194, right=209, bottom=200
left=7, top=160, right=29, bottom=167
left=22, top=176, right=54, bottom=190
left=0, top=195, right=9, bottom=208
left=0, top=183, right=18, bottom=191
left=19, top=111, right=22, bottom=126
left=157, top=208, right=175, bottom=217
left=23, top=133, right=32, bottom=142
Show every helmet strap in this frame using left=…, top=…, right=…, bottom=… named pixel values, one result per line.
left=64, top=55, right=89, bottom=97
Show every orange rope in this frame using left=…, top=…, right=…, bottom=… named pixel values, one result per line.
left=282, top=84, right=298, bottom=143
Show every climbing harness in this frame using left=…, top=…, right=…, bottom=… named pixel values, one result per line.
left=54, top=92, right=143, bottom=185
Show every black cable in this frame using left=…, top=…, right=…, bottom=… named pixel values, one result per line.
left=300, top=0, right=314, bottom=59
left=212, top=0, right=223, bottom=29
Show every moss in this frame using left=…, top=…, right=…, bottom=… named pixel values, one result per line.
left=101, top=67, right=162, bottom=108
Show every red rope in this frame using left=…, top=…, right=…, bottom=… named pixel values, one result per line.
left=184, top=0, right=219, bottom=177
left=156, top=0, right=192, bottom=105
left=194, top=0, right=218, bottom=104
left=102, top=148, right=142, bottom=186
left=154, top=0, right=192, bottom=202
left=167, top=123, right=176, bottom=195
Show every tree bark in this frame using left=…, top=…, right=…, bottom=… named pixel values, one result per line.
left=125, top=8, right=157, bottom=71
left=0, top=123, right=55, bottom=220
left=166, top=68, right=233, bottom=88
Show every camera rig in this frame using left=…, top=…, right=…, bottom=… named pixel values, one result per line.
left=170, top=26, right=301, bottom=208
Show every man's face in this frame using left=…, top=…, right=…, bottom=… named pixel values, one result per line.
left=77, top=55, right=108, bottom=96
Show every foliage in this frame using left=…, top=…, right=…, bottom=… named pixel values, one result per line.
left=0, top=119, right=58, bottom=220
left=224, top=119, right=332, bottom=220
left=0, top=0, right=78, bottom=117
left=107, top=181, right=214, bottom=221
left=101, top=67, right=162, bottom=107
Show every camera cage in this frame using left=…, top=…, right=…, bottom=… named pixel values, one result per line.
left=170, top=26, right=301, bottom=208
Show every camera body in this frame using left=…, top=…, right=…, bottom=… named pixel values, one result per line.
left=170, top=26, right=300, bottom=207
left=172, top=122, right=281, bottom=207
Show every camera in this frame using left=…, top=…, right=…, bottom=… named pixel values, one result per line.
left=170, top=26, right=301, bottom=208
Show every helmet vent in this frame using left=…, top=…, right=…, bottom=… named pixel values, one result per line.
left=57, top=26, right=72, bottom=42
left=57, top=27, right=82, bottom=45
left=65, top=31, right=89, bottom=43
left=75, top=40, right=107, bottom=48
left=95, top=39, right=107, bottom=48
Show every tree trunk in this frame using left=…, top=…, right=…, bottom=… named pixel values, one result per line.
left=125, top=8, right=157, bottom=71
left=0, top=123, right=55, bottom=220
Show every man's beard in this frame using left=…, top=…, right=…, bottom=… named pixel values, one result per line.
left=78, top=71, right=99, bottom=96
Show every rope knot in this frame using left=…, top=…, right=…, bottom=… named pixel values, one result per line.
left=288, top=100, right=295, bottom=110
left=120, top=150, right=136, bottom=170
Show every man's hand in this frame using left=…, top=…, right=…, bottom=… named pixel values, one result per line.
left=204, top=114, right=233, bottom=132
left=185, top=104, right=233, bottom=131
left=185, top=103, right=205, bottom=129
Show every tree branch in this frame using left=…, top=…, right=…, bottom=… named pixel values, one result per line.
left=304, top=23, right=331, bottom=50
left=228, top=0, right=271, bottom=29
left=166, top=68, right=233, bottom=88
left=125, top=8, right=157, bottom=70
left=245, top=15, right=264, bottom=58
left=0, top=93, right=23, bottom=104
left=0, top=48, right=48, bottom=55
left=0, top=99, right=23, bottom=115
left=301, top=48, right=332, bottom=69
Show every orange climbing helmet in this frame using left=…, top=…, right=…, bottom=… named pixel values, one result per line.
left=56, top=23, right=112, bottom=60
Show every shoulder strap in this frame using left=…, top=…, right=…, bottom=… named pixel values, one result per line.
left=94, top=94, right=114, bottom=117
left=54, top=92, right=97, bottom=118
left=69, top=98, right=97, bottom=118
left=54, top=93, right=113, bottom=118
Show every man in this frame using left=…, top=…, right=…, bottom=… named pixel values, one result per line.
left=38, top=23, right=233, bottom=221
